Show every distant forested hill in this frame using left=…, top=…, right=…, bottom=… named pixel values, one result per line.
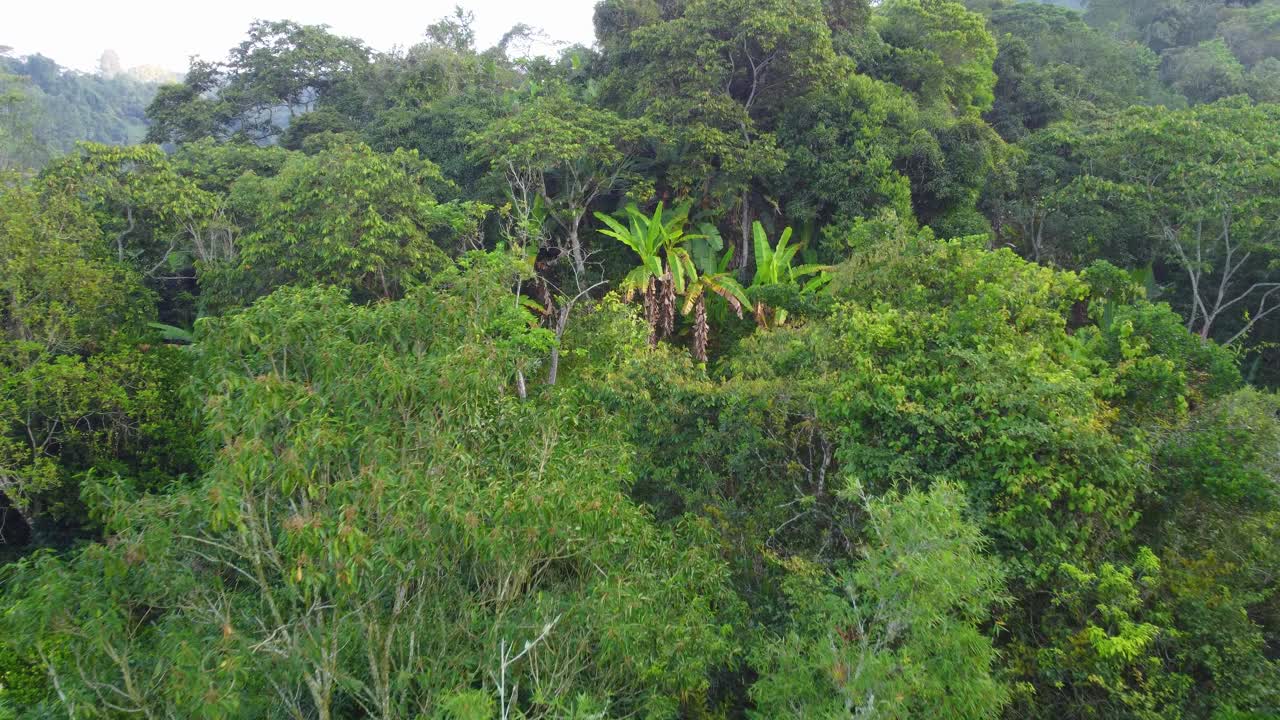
left=0, top=51, right=163, bottom=167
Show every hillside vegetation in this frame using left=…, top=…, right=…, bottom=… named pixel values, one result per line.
left=1, top=2, right=1278, bottom=718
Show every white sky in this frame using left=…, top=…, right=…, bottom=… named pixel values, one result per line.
left=4, top=0, right=600, bottom=73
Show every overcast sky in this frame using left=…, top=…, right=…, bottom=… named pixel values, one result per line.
left=4, top=0, right=600, bottom=73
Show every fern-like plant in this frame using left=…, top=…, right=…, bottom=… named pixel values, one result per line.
left=749, top=221, right=831, bottom=329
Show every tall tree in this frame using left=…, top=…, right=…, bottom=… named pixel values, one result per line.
left=38, top=143, right=218, bottom=285
left=1067, top=100, right=1280, bottom=345
left=594, top=0, right=837, bottom=269
left=147, top=20, right=369, bottom=144
left=229, top=141, right=486, bottom=306
left=474, top=89, right=650, bottom=282
left=772, top=69, right=919, bottom=249
left=868, top=0, right=999, bottom=116
left=0, top=178, right=197, bottom=548
left=750, top=483, right=1009, bottom=719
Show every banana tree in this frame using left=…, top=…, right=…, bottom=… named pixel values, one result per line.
left=682, top=248, right=749, bottom=362
left=148, top=322, right=195, bottom=345
left=595, top=201, right=699, bottom=345
left=749, top=220, right=831, bottom=329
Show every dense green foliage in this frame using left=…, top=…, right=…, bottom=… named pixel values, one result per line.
left=2, top=1, right=1278, bottom=718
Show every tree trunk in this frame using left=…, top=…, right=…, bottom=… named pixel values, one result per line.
left=692, top=296, right=708, bottom=363
left=567, top=220, right=586, bottom=281
left=644, top=279, right=659, bottom=347
left=547, top=304, right=570, bottom=386
left=659, top=272, right=676, bottom=339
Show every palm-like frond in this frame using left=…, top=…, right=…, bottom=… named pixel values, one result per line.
left=645, top=201, right=665, bottom=249
left=681, top=282, right=706, bottom=315
left=747, top=221, right=834, bottom=329
left=752, top=222, right=774, bottom=286
left=595, top=212, right=641, bottom=252
left=708, top=276, right=749, bottom=317
left=790, top=263, right=830, bottom=280
left=619, top=265, right=657, bottom=302
left=668, top=246, right=701, bottom=295
left=682, top=263, right=748, bottom=319
left=149, top=322, right=195, bottom=344
left=519, top=296, right=549, bottom=316
left=800, top=271, right=834, bottom=294
left=599, top=201, right=743, bottom=351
